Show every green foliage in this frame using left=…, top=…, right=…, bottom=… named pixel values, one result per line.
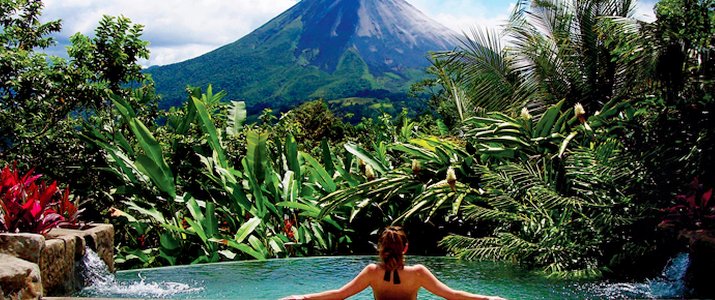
left=440, top=139, right=642, bottom=279
left=85, top=87, right=354, bottom=268
left=145, top=22, right=428, bottom=119
left=68, top=15, right=149, bottom=94
left=320, top=98, right=650, bottom=278
left=625, top=0, right=715, bottom=213
left=0, top=2, right=155, bottom=218
left=420, top=0, right=651, bottom=124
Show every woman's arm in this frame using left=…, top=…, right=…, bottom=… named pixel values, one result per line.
left=415, top=265, right=506, bottom=300
left=280, top=264, right=374, bottom=300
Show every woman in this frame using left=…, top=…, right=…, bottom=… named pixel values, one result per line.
left=281, top=226, right=506, bottom=300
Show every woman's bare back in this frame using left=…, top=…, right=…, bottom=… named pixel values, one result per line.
left=365, top=264, right=421, bottom=300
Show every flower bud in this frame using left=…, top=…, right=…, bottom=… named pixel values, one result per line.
left=411, top=159, right=421, bottom=175
left=358, top=159, right=366, bottom=172
left=520, top=107, right=532, bottom=120
left=365, top=164, right=375, bottom=181
left=574, top=103, right=592, bottom=130
left=574, top=103, right=586, bottom=121
left=446, top=167, right=457, bottom=191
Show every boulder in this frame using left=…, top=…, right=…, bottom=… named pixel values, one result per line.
left=47, top=224, right=115, bottom=272
left=0, top=233, right=45, bottom=263
left=39, top=236, right=78, bottom=296
left=0, top=254, right=42, bottom=299
left=1, top=224, right=115, bottom=297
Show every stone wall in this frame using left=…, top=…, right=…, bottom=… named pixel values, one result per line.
left=685, top=230, right=715, bottom=298
left=0, top=224, right=114, bottom=298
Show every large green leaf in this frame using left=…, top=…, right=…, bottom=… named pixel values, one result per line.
left=124, top=200, right=166, bottom=224
left=235, top=217, right=261, bottom=243
left=344, top=143, right=388, bottom=174
left=111, top=96, right=175, bottom=197
left=320, top=139, right=335, bottom=176
left=226, top=100, right=246, bottom=137
left=534, top=99, right=565, bottom=138
left=303, top=153, right=337, bottom=193
left=134, top=154, right=176, bottom=198
left=210, top=238, right=266, bottom=260
left=246, top=130, right=269, bottom=183
left=285, top=134, right=301, bottom=180
left=203, top=202, right=218, bottom=238
left=192, top=96, right=227, bottom=168
left=277, top=201, right=321, bottom=217
left=160, top=232, right=181, bottom=251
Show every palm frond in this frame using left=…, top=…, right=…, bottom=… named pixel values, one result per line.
left=439, top=235, right=506, bottom=260
left=461, top=203, right=524, bottom=222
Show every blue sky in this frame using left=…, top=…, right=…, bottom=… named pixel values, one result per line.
left=40, top=0, right=657, bottom=67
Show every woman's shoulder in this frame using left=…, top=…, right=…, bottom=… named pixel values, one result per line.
left=405, top=264, right=430, bottom=274
left=364, top=263, right=381, bottom=272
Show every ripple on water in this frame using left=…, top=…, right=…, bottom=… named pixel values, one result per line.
left=80, top=273, right=204, bottom=298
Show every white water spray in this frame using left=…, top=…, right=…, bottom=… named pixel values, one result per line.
left=584, top=252, right=690, bottom=299
left=77, top=248, right=204, bottom=298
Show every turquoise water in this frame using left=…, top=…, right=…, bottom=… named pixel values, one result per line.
left=77, top=252, right=689, bottom=299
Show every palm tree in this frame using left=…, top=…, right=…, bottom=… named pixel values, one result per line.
left=431, top=0, right=653, bottom=120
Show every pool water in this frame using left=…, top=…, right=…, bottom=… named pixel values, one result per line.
left=77, top=253, right=689, bottom=299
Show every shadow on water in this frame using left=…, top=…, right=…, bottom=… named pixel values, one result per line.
left=75, top=253, right=690, bottom=299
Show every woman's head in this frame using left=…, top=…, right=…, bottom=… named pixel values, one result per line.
left=378, top=226, right=408, bottom=271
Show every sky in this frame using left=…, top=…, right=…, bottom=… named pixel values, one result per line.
left=40, top=0, right=658, bottom=67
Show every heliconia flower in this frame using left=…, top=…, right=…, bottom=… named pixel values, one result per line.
left=574, top=103, right=592, bottom=130
left=365, top=164, right=375, bottom=181
left=574, top=103, right=586, bottom=118
left=520, top=107, right=532, bottom=120
left=446, top=167, right=457, bottom=191
left=283, top=219, right=296, bottom=240
left=411, top=159, right=421, bottom=175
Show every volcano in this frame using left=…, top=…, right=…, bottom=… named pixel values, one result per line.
left=146, top=0, right=459, bottom=114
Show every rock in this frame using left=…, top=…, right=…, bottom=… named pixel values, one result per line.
left=686, top=230, right=715, bottom=298
left=0, top=254, right=42, bottom=299
left=47, top=224, right=115, bottom=273
left=88, top=224, right=115, bottom=273
left=1, top=224, right=115, bottom=297
left=39, top=236, right=77, bottom=296
left=0, top=233, right=45, bottom=263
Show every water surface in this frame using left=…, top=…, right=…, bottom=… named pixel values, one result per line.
left=77, top=254, right=689, bottom=299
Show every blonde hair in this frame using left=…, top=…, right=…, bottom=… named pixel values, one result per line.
left=378, top=226, right=408, bottom=271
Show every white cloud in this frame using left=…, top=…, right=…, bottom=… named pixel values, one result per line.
left=41, top=0, right=299, bottom=66
left=410, top=0, right=513, bottom=33
left=38, top=0, right=658, bottom=67
left=634, top=0, right=657, bottom=22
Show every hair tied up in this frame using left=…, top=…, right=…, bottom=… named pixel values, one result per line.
left=378, top=226, right=408, bottom=271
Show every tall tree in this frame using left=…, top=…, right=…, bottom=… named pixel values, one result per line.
left=427, top=0, right=652, bottom=122
left=0, top=0, right=153, bottom=213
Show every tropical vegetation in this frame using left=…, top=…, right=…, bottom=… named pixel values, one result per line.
left=0, top=0, right=713, bottom=285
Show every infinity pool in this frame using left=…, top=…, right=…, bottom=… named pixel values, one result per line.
left=77, top=253, right=689, bottom=299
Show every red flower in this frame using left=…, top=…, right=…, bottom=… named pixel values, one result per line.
left=284, top=219, right=296, bottom=240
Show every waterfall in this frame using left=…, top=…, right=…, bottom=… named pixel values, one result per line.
left=76, top=248, right=204, bottom=298
left=583, top=252, right=691, bottom=299
left=646, top=252, right=690, bottom=297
